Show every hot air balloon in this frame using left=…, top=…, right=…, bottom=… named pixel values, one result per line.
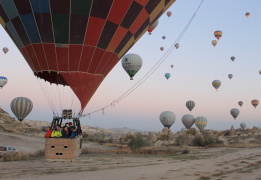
left=214, top=30, right=222, bottom=40
left=3, top=47, right=8, bottom=54
left=230, top=108, right=240, bottom=120
left=162, top=36, right=166, bottom=40
left=231, top=56, right=235, bottom=62
left=148, top=19, right=159, bottom=35
left=171, top=65, right=174, bottom=68
left=175, top=43, right=179, bottom=49
left=228, top=74, right=233, bottom=79
left=122, top=54, right=142, bottom=80
left=167, top=11, right=172, bottom=17
left=186, top=100, right=195, bottom=112
left=160, top=47, right=164, bottom=51
left=251, top=99, right=259, bottom=108
left=212, top=40, right=217, bottom=47
left=180, top=127, right=187, bottom=133
left=212, top=80, right=221, bottom=91
left=238, top=101, right=243, bottom=107
left=0, top=0, right=175, bottom=114
left=159, top=111, right=176, bottom=129
left=259, top=70, right=261, bottom=75
left=182, top=114, right=195, bottom=130
left=165, top=73, right=170, bottom=80
left=195, top=116, right=207, bottom=130
left=240, top=123, right=246, bottom=130
left=10, top=97, right=33, bottom=122
left=0, top=76, right=8, bottom=89
left=245, top=12, right=250, bottom=18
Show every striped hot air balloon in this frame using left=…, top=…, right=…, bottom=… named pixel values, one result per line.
left=212, top=80, right=221, bottom=91
left=214, top=30, right=222, bottom=40
left=251, top=99, right=259, bottom=108
left=195, top=116, right=207, bottom=130
left=0, top=76, right=8, bottom=89
left=3, top=47, right=8, bottom=54
left=10, top=97, right=33, bottom=122
left=186, top=100, right=195, bottom=112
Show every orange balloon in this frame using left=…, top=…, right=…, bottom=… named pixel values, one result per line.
left=214, top=30, right=222, bottom=40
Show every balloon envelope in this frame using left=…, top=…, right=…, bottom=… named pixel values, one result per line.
left=214, top=30, right=222, bottom=40
left=228, top=74, right=233, bottom=79
left=159, top=111, right=176, bottom=129
left=162, top=36, right=166, bottom=40
left=148, top=19, right=159, bottom=33
left=230, top=108, right=240, bottom=120
left=231, top=56, right=235, bottom=61
left=175, top=43, right=179, bottom=49
left=259, top=70, right=261, bottom=75
left=212, top=40, right=217, bottom=47
left=195, top=116, right=207, bottom=130
left=121, top=54, right=142, bottom=80
left=0, top=76, right=8, bottom=88
left=245, top=12, right=250, bottom=17
left=3, top=47, right=8, bottom=54
left=182, top=114, right=195, bottom=129
left=171, top=65, right=174, bottom=68
left=240, top=123, right=246, bottom=130
left=0, top=0, right=175, bottom=112
left=167, top=11, right=172, bottom=17
left=251, top=99, right=259, bottom=108
left=238, top=101, right=243, bottom=107
left=212, top=80, right=221, bottom=91
left=165, top=73, right=170, bottom=80
left=10, top=97, right=33, bottom=122
left=186, top=100, right=195, bottom=112
left=160, top=47, right=164, bottom=51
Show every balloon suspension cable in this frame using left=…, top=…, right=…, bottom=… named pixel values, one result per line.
left=81, top=0, right=205, bottom=118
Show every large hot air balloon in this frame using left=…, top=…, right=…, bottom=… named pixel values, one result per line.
left=0, top=0, right=176, bottom=114
left=228, top=74, right=233, bottom=79
left=230, top=108, right=240, bottom=120
left=121, top=54, right=142, bottom=80
left=245, top=12, right=250, bottom=18
left=165, top=73, right=170, bottom=80
left=148, top=19, right=159, bottom=35
left=162, top=36, right=166, bottom=40
left=160, top=47, right=164, bottom=51
left=231, top=56, right=235, bottom=62
left=180, top=127, right=187, bottom=133
left=212, top=40, right=217, bottom=47
left=0, top=76, right=8, bottom=89
left=186, top=100, right=195, bottom=112
left=251, top=99, right=259, bottom=108
left=167, top=11, right=172, bottom=17
left=212, top=80, right=221, bottom=91
left=182, top=114, right=195, bottom=130
left=159, top=111, right=176, bottom=129
left=171, top=65, right=174, bottom=68
left=238, top=101, right=243, bottom=107
left=175, top=43, right=179, bottom=49
left=3, top=47, right=8, bottom=54
left=214, top=30, right=222, bottom=40
left=195, top=116, right=207, bottom=130
left=10, top=97, right=33, bottom=122
left=240, top=123, right=246, bottom=130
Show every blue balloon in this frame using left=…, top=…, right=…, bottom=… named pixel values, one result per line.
left=162, top=36, right=166, bottom=40
left=165, top=73, right=171, bottom=80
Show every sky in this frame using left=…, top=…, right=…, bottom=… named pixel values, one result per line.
left=1, top=0, right=261, bottom=132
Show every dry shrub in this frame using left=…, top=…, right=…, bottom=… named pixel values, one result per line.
left=216, top=131, right=223, bottom=138
left=82, top=132, right=89, bottom=138
left=160, top=134, right=169, bottom=141
left=0, top=149, right=45, bottom=162
left=182, top=148, right=189, bottom=154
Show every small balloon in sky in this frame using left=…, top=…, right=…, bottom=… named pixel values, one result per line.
left=212, top=80, right=221, bottom=91
left=186, top=100, right=195, bottom=112
left=259, top=70, right=261, bottom=75
left=165, top=73, right=171, bottom=80
left=214, top=30, right=222, bottom=40
left=238, top=101, right=243, bottom=107
left=0, top=76, right=8, bottom=89
left=240, top=123, right=246, bottom=130
left=167, top=11, right=172, bottom=17
left=212, top=40, right=217, bottom=47
left=245, top=12, right=250, bottom=18
left=228, top=74, right=233, bottom=79
left=175, top=43, right=179, bottom=49
left=162, top=36, right=166, bottom=40
left=230, top=108, right=240, bottom=120
left=231, top=56, right=235, bottom=62
left=148, top=19, right=159, bottom=35
left=251, top=99, right=259, bottom=108
left=159, top=111, right=176, bottom=129
left=121, top=54, right=142, bottom=80
left=160, top=47, right=164, bottom=51
left=171, top=65, right=174, bottom=68
left=3, top=47, right=8, bottom=54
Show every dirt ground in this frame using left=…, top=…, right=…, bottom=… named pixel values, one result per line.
left=0, top=132, right=261, bottom=180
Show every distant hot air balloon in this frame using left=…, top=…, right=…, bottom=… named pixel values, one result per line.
left=148, top=19, right=159, bottom=35
left=240, top=123, right=246, bottom=130
left=186, top=100, right=195, bottom=112
left=195, top=116, right=207, bottom=130
left=0, top=76, right=8, bottom=89
left=159, top=111, right=176, bottom=129
left=162, top=36, right=166, bottom=40
left=175, top=43, right=179, bottom=49
left=3, top=47, right=9, bottom=54
left=122, top=54, right=142, bottom=80
left=259, top=70, right=261, bottom=75
left=212, top=40, right=217, bottom=47
left=165, top=73, right=171, bottom=80
left=160, top=47, right=164, bottom=51
left=10, top=97, right=33, bottom=122
left=182, top=114, right=195, bottom=130
left=171, top=65, right=174, bottom=68
left=230, top=108, right=240, bottom=120
left=251, top=99, right=259, bottom=108
left=245, top=12, right=250, bottom=18
left=180, top=127, right=187, bottom=132
left=214, top=30, right=222, bottom=40
left=167, top=11, right=172, bottom=17
left=231, top=56, right=235, bottom=62
left=238, top=101, right=243, bottom=107
left=228, top=74, right=233, bottom=79
left=212, top=80, right=221, bottom=91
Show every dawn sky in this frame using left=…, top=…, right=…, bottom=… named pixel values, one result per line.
left=1, top=0, right=261, bottom=132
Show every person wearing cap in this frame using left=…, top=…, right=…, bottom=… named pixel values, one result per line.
left=51, top=125, right=62, bottom=138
